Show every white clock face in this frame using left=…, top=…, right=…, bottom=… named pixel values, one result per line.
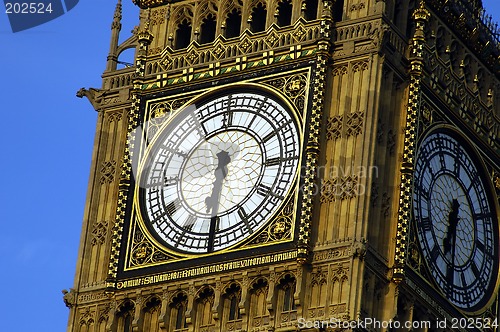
left=138, top=91, right=300, bottom=254
left=413, top=129, right=498, bottom=312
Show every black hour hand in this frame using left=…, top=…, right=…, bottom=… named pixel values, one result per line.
left=205, top=150, right=231, bottom=215
left=444, top=199, right=460, bottom=255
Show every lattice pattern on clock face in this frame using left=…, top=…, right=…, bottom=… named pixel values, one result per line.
left=138, top=91, right=301, bottom=254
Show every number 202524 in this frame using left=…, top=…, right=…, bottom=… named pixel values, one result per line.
left=5, top=2, right=54, bottom=14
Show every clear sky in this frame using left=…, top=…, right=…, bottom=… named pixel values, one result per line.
left=0, top=1, right=499, bottom=331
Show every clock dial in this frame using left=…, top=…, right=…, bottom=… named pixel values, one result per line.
left=138, top=91, right=300, bottom=254
left=413, top=129, right=498, bottom=312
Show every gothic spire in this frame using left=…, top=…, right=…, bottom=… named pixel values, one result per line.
left=106, top=0, right=123, bottom=71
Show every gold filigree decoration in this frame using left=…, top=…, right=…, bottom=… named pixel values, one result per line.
left=186, top=48, right=200, bottom=65
left=320, top=175, right=360, bottom=203
left=147, top=97, right=192, bottom=139
left=248, top=195, right=295, bottom=245
left=345, top=111, right=364, bottom=136
left=211, top=41, right=226, bottom=60
left=129, top=224, right=170, bottom=267
left=293, top=25, right=307, bottom=41
left=265, top=30, right=280, bottom=48
left=262, top=73, right=308, bottom=114
left=91, top=220, right=109, bottom=246
left=150, top=7, right=166, bottom=26
left=238, top=37, right=252, bottom=54
left=326, top=115, right=342, bottom=140
left=100, top=160, right=116, bottom=184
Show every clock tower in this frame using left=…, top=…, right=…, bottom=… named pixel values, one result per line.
left=66, top=0, right=500, bottom=331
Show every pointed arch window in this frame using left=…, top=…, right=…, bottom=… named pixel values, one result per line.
left=168, top=293, right=188, bottom=331
left=116, top=301, right=134, bottom=332
left=303, top=0, right=318, bottom=20
left=142, top=297, right=161, bottom=331
left=223, top=283, right=241, bottom=323
left=249, top=278, right=268, bottom=328
left=200, top=14, right=216, bottom=44
left=276, top=0, right=293, bottom=27
left=250, top=3, right=267, bottom=33
left=278, top=274, right=296, bottom=313
left=225, top=9, right=242, bottom=38
left=175, top=19, right=192, bottom=49
left=195, top=288, right=215, bottom=330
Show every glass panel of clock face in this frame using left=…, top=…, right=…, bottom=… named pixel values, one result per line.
left=139, top=92, right=300, bottom=254
left=413, top=130, right=496, bottom=311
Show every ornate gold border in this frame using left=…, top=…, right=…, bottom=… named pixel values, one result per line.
left=114, top=68, right=313, bottom=274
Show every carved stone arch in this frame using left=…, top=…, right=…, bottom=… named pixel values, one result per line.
left=79, top=308, right=95, bottom=332
left=275, top=0, right=293, bottom=27
left=329, top=264, right=349, bottom=310
left=222, top=0, right=243, bottom=20
left=194, top=0, right=218, bottom=26
left=311, top=268, right=327, bottom=285
left=195, top=285, right=216, bottom=299
left=435, top=25, right=447, bottom=57
left=170, top=5, right=194, bottom=49
left=221, top=282, right=243, bottom=328
left=222, top=280, right=242, bottom=294
left=167, top=291, right=188, bottom=331
left=194, top=286, right=216, bottom=330
left=195, top=1, right=219, bottom=44
left=143, top=295, right=162, bottom=309
left=250, top=276, right=269, bottom=295
left=248, top=0, right=268, bottom=33
left=221, top=0, right=243, bottom=38
left=248, top=277, right=269, bottom=328
left=141, top=295, right=162, bottom=331
left=332, top=264, right=349, bottom=282
left=115, top=299, right=135, bottom=332
left=171, top=4, right=194, bottom=27
left=310, top=268, right=328, bottom=309
left=116, top=36, right=138, bottom=59
left=276, top=272, right=296, bottom=310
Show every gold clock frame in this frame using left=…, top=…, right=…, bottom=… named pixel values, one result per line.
left=113, top=68, right=314, bottom=282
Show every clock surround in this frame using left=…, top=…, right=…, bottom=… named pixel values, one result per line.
left=412, top=125, right=500, bottom=313
left=135, top=88, right=301, bottom=255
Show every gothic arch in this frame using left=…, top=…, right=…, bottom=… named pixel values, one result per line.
left=248, top=277, right=269, bottom=328
left=310, top=269, right=327, bottom=308
left=115, top=300, right=135, bottom=332
left=249, top=1, right=268, bottom=33
left=170, top=5, right=194, bottom=49
left=276, top=272, right=297, bottom=326
left=194, top=286, right=216, bottom=330
left=221, top=282, right=242, bottom=329
left=276, top=0, right=293, bottom=27
left=222, top=0, right=243, bottom=39
left=141, top=296, right=162, bottom=331
left=167, top=291, right=188, bottom=331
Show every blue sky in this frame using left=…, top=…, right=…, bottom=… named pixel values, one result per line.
left=0, top=1, right=499, bottom=331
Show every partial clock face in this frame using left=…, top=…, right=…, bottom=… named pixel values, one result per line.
left=138, top=91, right=300, bottom=254
left=413, top=129, right=498, bottom=312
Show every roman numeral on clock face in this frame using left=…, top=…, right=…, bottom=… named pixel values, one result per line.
left=166, top=198, right=180, bottom=215
left=257, top=184, right=272, bottom=197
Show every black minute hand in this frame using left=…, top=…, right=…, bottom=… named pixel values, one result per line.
left=205, top=150, right=231, bottom=252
